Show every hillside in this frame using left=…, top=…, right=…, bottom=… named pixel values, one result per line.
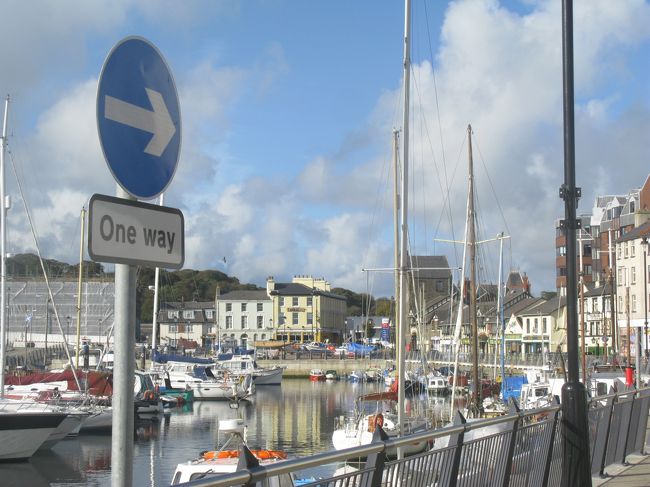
left=7, top=253, right=384, bottom=322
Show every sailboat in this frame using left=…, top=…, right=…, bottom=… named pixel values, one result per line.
left=331, top=0, right=430, bottom=457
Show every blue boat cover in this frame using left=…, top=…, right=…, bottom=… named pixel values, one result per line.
left=501, top=375, right=528, bottom=402
left=152, top=351, right=213, bottom=365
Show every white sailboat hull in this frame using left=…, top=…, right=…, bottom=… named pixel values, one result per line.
left=0, top=411, right=66, bottom=460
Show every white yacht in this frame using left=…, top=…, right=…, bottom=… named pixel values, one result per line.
left=214, top=354, right=284, bottom=386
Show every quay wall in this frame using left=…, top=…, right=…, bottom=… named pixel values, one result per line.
left=257, top=358, right=390, bottom=378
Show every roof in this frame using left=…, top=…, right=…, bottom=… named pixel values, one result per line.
left=584, top=283, right=613, bottom=297
left=270, top=282, right=346, bottom=301
left=409, top=255, right=452, bottom=280
left=219, top=290, right=270, bottom=301
left=161, top=301, right=213, bottom=310
left=616, top=220, right=650, bottom=243
left=529, top=297, right=567, bottom=315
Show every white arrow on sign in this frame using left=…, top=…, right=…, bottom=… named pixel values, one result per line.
left=104, top=88, right=176, bottom=157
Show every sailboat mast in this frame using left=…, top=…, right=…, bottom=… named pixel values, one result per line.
left=75, top=206, right=86, bottom=369
left=498, top=233, right=505, bottom=390
left=151, top=193, right=164, bottom=355
left=467, top=124, right=480, bottom=413
left=0, top=96, right=9, bottom=399
left=397, top=0, right=411, bottom=448
left=392, top=129, right=400, bottom=346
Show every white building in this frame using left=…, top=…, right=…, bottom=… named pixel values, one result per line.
left=158, top=301, right=215, bottom=351
left=615, top=221, right=650, bottom=360
left=215, top=290, right=274, bottom=350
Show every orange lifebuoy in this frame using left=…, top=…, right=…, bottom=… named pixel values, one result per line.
left=143, top=390, right=155, bottom=401
left=375, top=413, right=384, bottom=429
left=201, top=449, right=287, bottom=461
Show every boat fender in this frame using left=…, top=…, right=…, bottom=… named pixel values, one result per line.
left=375, top=413, right=384, bottom=429
left=239, top=375, right=245, bottom=385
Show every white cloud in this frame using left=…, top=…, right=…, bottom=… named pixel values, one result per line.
left=1, top=0, right=649, bottom=300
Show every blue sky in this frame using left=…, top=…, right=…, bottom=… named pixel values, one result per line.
left=1, top=0, right=649, bottom=298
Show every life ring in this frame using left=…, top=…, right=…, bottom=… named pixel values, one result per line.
left=202, top=449, right=287, bottom=461
left=375, top=413, right=384, bottom=429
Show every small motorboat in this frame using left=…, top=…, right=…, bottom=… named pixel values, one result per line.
left=308, top=369, right=325, bottom=381
left=171, top=418, right=294, bottom=485
left=325, top=370, right=339, bottom=381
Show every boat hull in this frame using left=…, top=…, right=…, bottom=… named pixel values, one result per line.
left=0, top=412, right=66, bottom=460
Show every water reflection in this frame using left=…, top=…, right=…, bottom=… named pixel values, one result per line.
left=20, top=379, right=460, bottom=486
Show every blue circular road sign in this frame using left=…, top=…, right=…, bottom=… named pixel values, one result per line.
left=97, top=37, right=181, bottom=200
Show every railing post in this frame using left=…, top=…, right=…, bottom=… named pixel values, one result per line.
left=441, top=410, right=466, bottom=487
left=360, top=425, right=389, bottom=487
left=498, top=399, right=521, bottom=487
left=236, top=444, right=259, bottom=487
left=591, top=388, right=615, bottom=478
left=542, top=396, right=561, bottom=486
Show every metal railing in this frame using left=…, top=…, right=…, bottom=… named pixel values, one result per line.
left=174, top=387, right=650, bottom=487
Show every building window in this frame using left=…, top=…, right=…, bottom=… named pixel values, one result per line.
left=307, top=297, right=313, bottom=306
left=241, top=316, right=248, bottom=329
left=631, top=267, right=636, bottom=285
left=292, top=297, right=299, bottom=306
left=261, top=333, right=266, bottom=340
left=526, top=318, right=530, bottom=334
left=618, top=296, right=623, bottom=313
left=533, top=318, right=538, bottom=333
left=169, top=324, right=177, bottom=333
left=617, top=268, right=623, bottom=286
left=624, top=242, right=629, bottom=258
left=542, top=317, right=548, bottom=334
left=257, top=302, right=263, bottom=312
left=226, top=303, right=232, bottom=312
left=185, top=324, right=193, bottom=333
left=167, top=311, right=179, bottom=319
left=205, top=310, right=213, bottom=319
left=207, top=325, right=213, bottom=334
left=280, top=297, right=285, bottom=306
left=584, top=244, right=592, bottom=256
left=592, top=298, right=599, bottom=313
left=558, top=267, right=567, bottom=277
left=583, top=264, right=592, bottom=276
left=183, top=310, right=194, bottom=319
left=242, top=303, right=247, bottom=312
left=617, top=244, right=621, bottom=259
left=226, top=316, right=233, bottom=329
left=632, top=295, right=637, bottom=313
left=257, top=316, right=263, bottom=329
left=279, top=313, right=285, bottom=325
left=307, top=312, right=313, bottom=325
left=631, top=243, right=636, bottom=257
left=557, top=245, right=567, bottom=257
left=293, top=313, right=299, bottom=325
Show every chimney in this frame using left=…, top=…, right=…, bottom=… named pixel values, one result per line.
left=266, top=276, right=275, bottom=296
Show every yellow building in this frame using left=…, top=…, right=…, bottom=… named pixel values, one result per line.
left=266, top=276, right=346, bottom=344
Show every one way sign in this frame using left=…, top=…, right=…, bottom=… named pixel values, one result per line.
left=97, top=36, right=181, bottom=200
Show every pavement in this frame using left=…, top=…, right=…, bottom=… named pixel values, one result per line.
left=593, top=422, right=650, bottom=487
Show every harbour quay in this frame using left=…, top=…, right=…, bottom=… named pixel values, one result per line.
left=258, top=356, right=387, bottom=378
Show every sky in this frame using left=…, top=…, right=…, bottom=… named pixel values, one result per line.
left=0, top=0, right=649, bottom=298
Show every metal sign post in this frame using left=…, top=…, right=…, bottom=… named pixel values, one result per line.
left=95, top=36, right=182, bottom=487
left=112, top=189, right=136, bottom=487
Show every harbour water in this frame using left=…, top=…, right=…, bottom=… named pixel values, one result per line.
left=2, top=379, right=453, bottom=486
